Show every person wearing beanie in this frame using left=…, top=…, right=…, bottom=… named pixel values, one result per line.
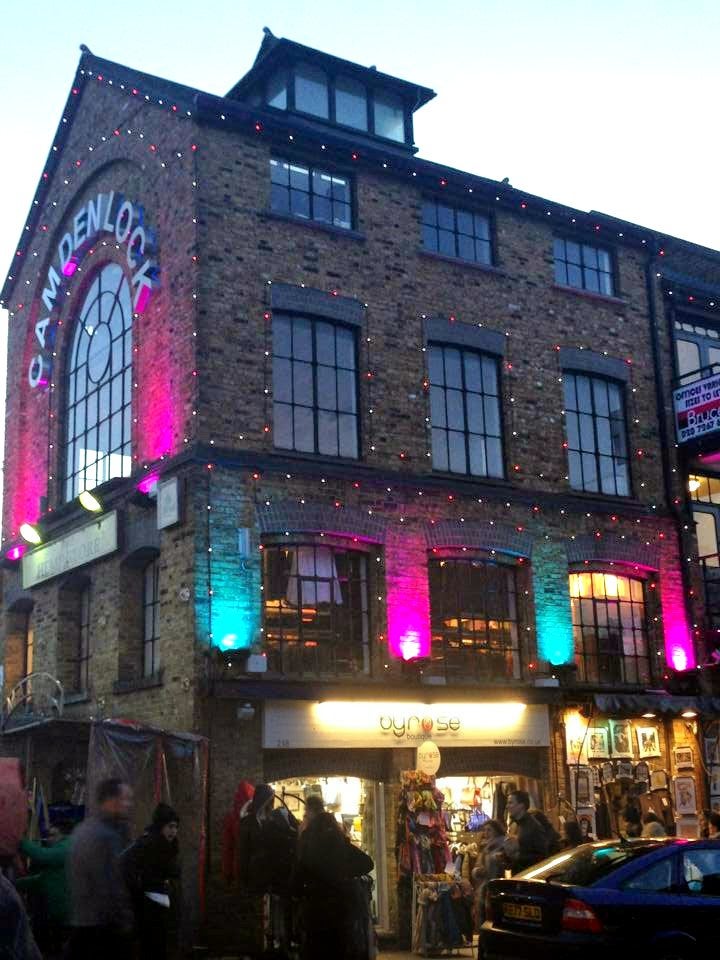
left=237, top=783, right=276, bottom=893
left=123, top=803, right=180, bottom=960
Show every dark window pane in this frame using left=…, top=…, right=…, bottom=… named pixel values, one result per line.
left=267, top=71, right=287, bottom=109
left=336, top=75, right=367, bottom=130
left=464, top=353, right=482, bottom=392
left=437, top=205, right=454, bottom=230
left=466, top=393, right=484, bottom=433
left=290, top=190, right=310, bottom=219
left=336, top=328, right=355, bottom=369
left=446, top=389, right=465, bottom=429
left=295, top=63, right=329, bottom=118
left=430, top=387, right=446, bottom=428
left=289, top=163, right=310, bottom=191
left=273, top=316, right=291, bottom=357
left=448, top=431, right=466, bottom=473
left=567, top=263, right=583, bottom=287
left=336, top=369, right=356, bottom=413
left=458, top=234, right=475, bottom=260
left=313, top=196, right=332, bottom=224
left=428, top=347, right=444, bottom=385
left=316, top=366, right=337, bottom=410
left=318, top=410, right=339, bottom=456
left=444, top=349, right=462, bottom=387
left=481, top=357, right=498, bottom=394
left=293, top=406, right=314, bottom=451
left=293, top=361, right=313, bottom=405
left=422, top=224, right=438, bottom=251
left=293, top=319, right=312, bottom=361
left=312, top=169, right=332, bottom=197
left=555, top=260, right=568, bottom=285
left=438, top=230, right=455, bottom=256
left=422, top=201, right=438, bottom=226
left=566, top=241, right=581, bottom=264
left=432, top=428, right=448, bottom=471
left=483, top=396, right=500, bottom=435
left=270, top=158, right=289, bottom=184
left=468, top=435, right=486, bottom=476
left=456, top=210, right=474, bottom=235
left=486, top=437, right=503, bottom=477
left=374, top=92, right=404, bottom=141
left=315, top=322, right=335, bottom=365
left=338, top=415, right=358, bottom=458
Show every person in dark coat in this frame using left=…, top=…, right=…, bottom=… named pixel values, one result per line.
left=503, top=790, right=549, bottom=874
left=295, top=809, right=374, bottom=960
left=1, top=872, right=42, bottom=960
left=123, top=803, right=180, bottom=960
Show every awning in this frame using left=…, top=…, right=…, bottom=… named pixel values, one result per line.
left=591, top=692, right=720, bottom=717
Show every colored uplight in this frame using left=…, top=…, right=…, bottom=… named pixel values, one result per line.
left=62, top=259, right=78, bottom=277
left=136, top=473, right=160, bottom=495
left=534, top=545, right=574, bottom=664
left=5, top=545, right=26, bottom=561
left=78, top=490, right=103, bottom=512
left=220, top=633, right=238, bottom=649
left=398, top=630, right=421, bottom=661
left=19, top=523, right=42, bottom=545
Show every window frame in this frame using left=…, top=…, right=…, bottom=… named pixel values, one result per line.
left=428, top=341, right=505, bottom=479
left=421, top=198, right=494, bottom=266
left=261, top=538, right=372, bottom=678
left=569, top=569, right=652, bottom=686
left=673, top=312, right=720, bottom=383
left=142, top=557, right=161, bottom=678
left=272, top=311, right=361, bottom=459
left=62, top=262, right=134, bottom=504
left=23, top=612, right=33, bottom=679
left=74, top=585, right=91, bottom=695
left=563, top=370, right=632, bottom=497
left=427, top=554, right=524, bottom=683
left=553, top=236, right=616, bottom=297
left=264, top=66, right=410, bottom=144
left=270, top=155, right=355, bottom=231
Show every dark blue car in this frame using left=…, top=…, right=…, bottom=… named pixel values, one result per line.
left=480, top=838, right=720, bottom=960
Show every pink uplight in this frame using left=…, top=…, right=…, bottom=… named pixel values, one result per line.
left=62, top=260, right=78, bottom=277
left=136, top=473, right=160, bottom=494
left=399, top=630, right=421, bottom=661
left=671, top=646, right=689, bottom=672
left=6, top=545, right=25, bottom=561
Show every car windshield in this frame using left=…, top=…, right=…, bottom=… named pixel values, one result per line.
left=518, top=841, right=667, bottom=886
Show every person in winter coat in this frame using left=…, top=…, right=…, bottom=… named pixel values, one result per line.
left=294, top=809, right=374, bottom=960
left=621, top=805, right=642, bottom=838
left=641, top=811, right=667, bottom=838
left=123, top=803, right=180, bottom=960
left=236, top=783, right=275, bottom=895
left=221, top=780, right=254, bottom=886
left=16, top=820, right=73, bottom=956
left=503, top=791, right=550, bottom=874
left=1, top=872, right=42, bottom=960
left=471, top=819, right=506, bottom=929
left=67, top=777, right=135, bottom=960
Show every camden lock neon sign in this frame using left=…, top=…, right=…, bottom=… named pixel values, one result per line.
left=28, top=191, right=158, bottom=389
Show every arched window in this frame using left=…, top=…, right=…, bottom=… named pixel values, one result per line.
left=569, top=572, right=650, bottom=684
left=64, top=262, right=133, bottom=502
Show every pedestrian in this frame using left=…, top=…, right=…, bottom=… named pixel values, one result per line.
left=16, top=819, right=73, bottom=957
left=562, top=819, right=584, bottom=848
left=295, top=808, right=374, bottom=960
left=528, top=808, right=562, bottom=855
left=237, top=783, right=275, bottom=894
left=123, top=803, right=180, bottom=960
left=0, top=872, right=42, bottom=960
left=66, top=777, right=134, bottom=960
left=502, top=791, right=549, bottom=874
left=471, top=819, right=506, bottom=929
left=641, top=811, right=667, bottom=838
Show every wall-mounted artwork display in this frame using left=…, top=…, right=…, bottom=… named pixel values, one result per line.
left=600, top=761, right=615, bottom=783
left=636, top=727, right=661, bottom=758
left=577, top=808, right=597, bottom=840
left=673, top=746, right=694, bottom=771
left=565, top=727, right=586, bottom=766
left=650, top=769, right=669, bottom=792
left=634, top=761, right=650, bottom=783
left=609, top=719, right=633, bottom=758
left=616, top=760, right=634, bottom=780
left=710, top=795, right=720, bottom=814
left=710, top=767, right=720, bottom=796
left=704, top=738, right=720, bottom=765
left=587, top=727, right=610, bottom=759
left=674, top=776, right=697, bottom=816
left=571, top=766, right=594, bottom=807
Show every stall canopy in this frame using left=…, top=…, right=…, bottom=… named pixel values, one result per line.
left=590, top=693, right=720, bottom=716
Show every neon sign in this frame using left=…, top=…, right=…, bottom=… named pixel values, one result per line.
left=28, top=190, right=158, bottom=390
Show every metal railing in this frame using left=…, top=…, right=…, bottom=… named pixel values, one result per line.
left=2, top=672, right=64, bottom=730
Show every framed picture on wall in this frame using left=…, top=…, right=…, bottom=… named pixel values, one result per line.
left=587, top=727, right=610, bottom=759
left=710, top=766, right=720, bottom=796
left=634, top=761, right=650, bottom=783
left=609, top=719, right=634, bottom=758
left=616, top=760, right=634, bottom=780
left=674, top=776, right=697, bottom=816
left=636, top=726, right=661, bottom=758
left=566, top=728, right=586, bottom=766
left=705, top=737, right=720, bottom=765
left=673, top=746, right=694, bottom=770
left=710, top=795, right=720, bottom=814
left=571, top=766, right=594, bottom=807
left=601, top=761, right=615, bottom=784
left=650, top=769, right=670, bottom=792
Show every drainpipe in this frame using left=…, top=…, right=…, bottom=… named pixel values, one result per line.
left=644, top=249, right=699, bottom=667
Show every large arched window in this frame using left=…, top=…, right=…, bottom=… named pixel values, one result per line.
left=64, top=262, right=133, bottom=502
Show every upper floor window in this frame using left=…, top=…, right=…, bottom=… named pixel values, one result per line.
left=563, top=372, right=630, bottom=496
left=422, top=201, right=491, bottom=265
left=75, top=585, right=91, bottom=694
left=374, top=92, right=404, bottom=141
left=273, top=313, right=359, bottom=458
left=554, top=238, right=614, bottom=296
left=270, top=157, right=352, bottom=230
left=143, top=559, right=160, bottom=677
left=674, top=316, right=720, bottom=383
left=295, top=62, right=329, bottom=118
left=23, top=613, right=33, bottom=679
left=262, top=542, right=370, bottom=676
left=64, top=263, right=133, bottom=502
left=569, top=572, right=650, bottom=685
left=429, top=344, right=503, bottom=477
left=336, top=75, right=368, bottom=130
left=428, top=557, right=522, bottom=682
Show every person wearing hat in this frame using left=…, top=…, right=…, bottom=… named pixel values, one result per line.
left=123, top=803, right=180, bottom=960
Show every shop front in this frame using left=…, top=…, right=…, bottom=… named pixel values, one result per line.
left=562, top=698, right=707, bottom=840
left=262, top=698, right=551, bottom=942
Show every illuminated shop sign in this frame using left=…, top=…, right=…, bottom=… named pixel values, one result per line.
left=28, top=191, right=158, bottom=390
left=673, top=372, right=720, bottom=443
left=22, top=511, right=118, bottom=588
left=263, top=700, right=550, bottom=749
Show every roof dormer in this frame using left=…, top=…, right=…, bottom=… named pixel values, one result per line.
left=227, top=29, right=435, bottom=154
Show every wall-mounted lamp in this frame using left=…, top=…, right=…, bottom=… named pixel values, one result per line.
left=19, top=523, right=42, bottom=545
left=78, top=490, right=103, bottom=513
left=681, top=710, right=698, bottom=719
left=642, top=712, right=656, bottom=719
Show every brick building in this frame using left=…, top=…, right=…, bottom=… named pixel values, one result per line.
left=2, top=29, right=720, bottom=947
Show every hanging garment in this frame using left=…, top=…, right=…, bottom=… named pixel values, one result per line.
left=286, top=547, right=343, bottom=605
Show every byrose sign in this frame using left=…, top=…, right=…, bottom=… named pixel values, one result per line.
left=28, top=190, right=158, bottom=389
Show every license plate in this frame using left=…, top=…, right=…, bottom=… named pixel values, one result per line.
left=502, top=902, right=542, bottom=922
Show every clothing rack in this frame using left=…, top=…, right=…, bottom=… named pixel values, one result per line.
left=411, top=875, right=474, bottom=957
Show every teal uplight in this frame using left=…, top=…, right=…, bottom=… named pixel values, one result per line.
left=209, top=592, right=259, bottom=651
left=532, top=542, right=574, bottom=665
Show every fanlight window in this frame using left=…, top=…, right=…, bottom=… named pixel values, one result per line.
left=64, top=263, right=133, bottom=502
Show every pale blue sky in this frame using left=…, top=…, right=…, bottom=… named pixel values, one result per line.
left=1, top=0, right=718, bottom=514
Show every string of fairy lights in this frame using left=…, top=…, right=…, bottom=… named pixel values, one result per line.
left=0, top=55, right=709, bottom=654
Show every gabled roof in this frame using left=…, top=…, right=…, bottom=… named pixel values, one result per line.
left=226, top=28, right=436, bottom=111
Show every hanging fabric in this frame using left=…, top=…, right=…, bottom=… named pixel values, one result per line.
left=286, top=546, right=343, bottom=605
